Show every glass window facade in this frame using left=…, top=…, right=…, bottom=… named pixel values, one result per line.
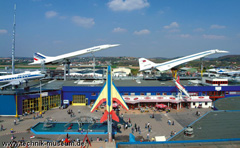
left=22, top=95, right=61, bottom=114
left=22, top=98, right=39, bottom=114
left=73, top=95, right=86, bottom=104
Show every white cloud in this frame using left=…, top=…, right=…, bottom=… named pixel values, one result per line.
left=112, top=27, right=127, bottom=33
left=194, top=28, right=204, bottom=32
left=164, top=22, right=179, bottom=29
left=134, top=29, right=150, bottom=35
left=45, top=11, right=58, bottom=18
left=179, top=34, right=191, bottom=38
left=0, top=29, right=7, bottom=34
left=72, top=16, right=95, bottom=28
left=203, top=34, right=225, bottom=39
left=108, top=0, right=149, bottom=11
left=169, top=29, right=180, bottom=33
left=210, top=24, right=226, bottom=29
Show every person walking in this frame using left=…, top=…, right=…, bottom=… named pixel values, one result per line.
left=147, top=133, right=149, bottom=141
left=40, top=112, right=42, bottom=118
left=66, top=133, right=69, bottom=139
left=168, top=119, right=171, bottom=125
left=131, top=127, right=134, bottom=134
left=14, top=119, right=16, bottom=125
left=148, top=126, right=151, bottom=132
left=172, top=121, right=174, bottom=126
left=1, top=124, right=3, bottom=131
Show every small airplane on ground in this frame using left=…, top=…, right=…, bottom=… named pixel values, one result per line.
left=90, top=66, right=129, bottom=123
left=138, top=49, right=228, bottom=72
left=0, top=71, right=45, bottom=89
left=29, top=44, right=120, bottom=65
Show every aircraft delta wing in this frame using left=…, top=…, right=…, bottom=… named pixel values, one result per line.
left=90, top=66, right=129, bottom=123
left=29, top=44, right=119, bottom=65
left=0, top=71, right=45, bottom=89
left=139, top=49, right=228, bottom=72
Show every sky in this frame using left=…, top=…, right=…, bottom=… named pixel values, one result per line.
left=0, top=0, right=240, bottom=58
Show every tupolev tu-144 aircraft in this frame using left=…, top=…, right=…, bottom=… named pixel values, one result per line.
left=139, top=49, right=228, bottom=72
left=29, top=44, right=120, bottom=65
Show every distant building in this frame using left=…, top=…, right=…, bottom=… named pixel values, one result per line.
left=202, top=77, right=228, bottom=86
left=113, top=71, right=127, bottom=77
left=113, top=67, right=131, bottom=77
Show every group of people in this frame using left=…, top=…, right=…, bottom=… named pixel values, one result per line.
left=167, top=119, right=174, bottom=125
left=33, top=112, right=43, bottom=120
left=67, top=109, right=75, bottom=117
left=196, top=111, right=201, bottom=116
left=131, top=123, right=142, bottom=134
left=145, top=122, right=152, bottom=132
left=170, top=131, right=177, bottom=137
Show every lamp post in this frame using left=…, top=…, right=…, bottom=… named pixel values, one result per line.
left=39, top=78, right=44, bottom=112
left=91, top=53, right=96, bottom=78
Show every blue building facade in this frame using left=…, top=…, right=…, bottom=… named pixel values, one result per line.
left=62, top=85, right=240, bottom=105
left=1, top=85, right=240, bottom=116
left=0, top=95, right=16, bottom=115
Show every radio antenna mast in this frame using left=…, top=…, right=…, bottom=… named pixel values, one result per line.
left=12, top=4, right=16, bottom=74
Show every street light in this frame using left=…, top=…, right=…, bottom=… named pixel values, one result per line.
left=39, top=78, right=44, bottom=112
left=91, top=53, right=96, bottom=78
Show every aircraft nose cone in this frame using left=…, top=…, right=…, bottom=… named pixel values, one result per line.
left=109, top=44, right=120, bottom=48
left=215, top=49, right=229, bottom=53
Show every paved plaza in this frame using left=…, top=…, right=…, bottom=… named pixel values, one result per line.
left=0, top=105, right=211, bottom=148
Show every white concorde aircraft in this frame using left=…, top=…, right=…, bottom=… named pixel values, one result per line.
left=0, top=71, right=45, bottom=89
left=29, top=44, right=120, bottom=65
left=139, top=49, right=228, bottom=72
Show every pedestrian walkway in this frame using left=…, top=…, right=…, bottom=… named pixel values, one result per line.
left=0, top=105, right=211, bottom=146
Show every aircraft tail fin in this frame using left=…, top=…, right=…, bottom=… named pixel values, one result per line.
left=111, top=110, right=119, bottom=122
left=138, top=58, right=157, bottom=71
left=33, top=52, right=48, bottom=62
left=100, top=111, right=108, bottom=123
left=100, top=110, right=119, bottom=123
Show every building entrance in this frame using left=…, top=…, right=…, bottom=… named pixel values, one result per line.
left=72, top=95, right=87, bottom=106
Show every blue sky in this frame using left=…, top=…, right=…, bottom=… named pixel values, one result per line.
left=0, top=0, right=239, bottom=58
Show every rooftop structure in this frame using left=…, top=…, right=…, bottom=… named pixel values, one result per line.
left=170, top=111, right=240, bottom=141
left=214, top=96, right=240, bottom=110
